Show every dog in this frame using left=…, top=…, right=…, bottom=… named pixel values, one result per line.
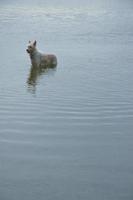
left=26, top=40, right=57, bottom=67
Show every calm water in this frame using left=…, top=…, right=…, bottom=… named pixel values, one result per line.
left=0, top=1, right=133, bottom=199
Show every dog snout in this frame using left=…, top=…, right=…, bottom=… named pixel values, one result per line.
left=26, top=49, right=30, bottom=53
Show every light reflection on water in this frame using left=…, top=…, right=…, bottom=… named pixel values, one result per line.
left=0, top=1, right=133, bottom=200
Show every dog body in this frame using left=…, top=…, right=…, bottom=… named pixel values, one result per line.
left=27, top=40, right=57, bottom=67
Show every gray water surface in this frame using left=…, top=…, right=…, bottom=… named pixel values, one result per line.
left=0, top=1, right=133, bottom=200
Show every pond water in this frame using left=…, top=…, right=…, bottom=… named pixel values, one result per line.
left=0, top=1, right=133, bottom=199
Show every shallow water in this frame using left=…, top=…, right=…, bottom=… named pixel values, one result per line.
left=0, top=1, right=133, bottom=200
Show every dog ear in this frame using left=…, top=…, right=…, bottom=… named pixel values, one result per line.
left=33, top=40, right=37, bottom=46
left=29, top=40, right=31, bottom=43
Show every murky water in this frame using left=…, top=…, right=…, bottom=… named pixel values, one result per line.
left=0, top=1, right=133, bottom=199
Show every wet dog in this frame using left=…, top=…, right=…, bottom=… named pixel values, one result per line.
left=26, top=40, right=57, bottom=67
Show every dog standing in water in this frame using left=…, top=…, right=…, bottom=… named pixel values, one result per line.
left=26, top=40, right=57, bottom=68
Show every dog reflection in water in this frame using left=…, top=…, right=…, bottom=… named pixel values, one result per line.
left=26, top=40, right=57, bottom=92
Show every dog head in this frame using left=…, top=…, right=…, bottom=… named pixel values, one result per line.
left=26, top=40, right=37, bottom=54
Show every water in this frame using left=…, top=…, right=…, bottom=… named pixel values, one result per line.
left=0, top=1, right=133, bottom=199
